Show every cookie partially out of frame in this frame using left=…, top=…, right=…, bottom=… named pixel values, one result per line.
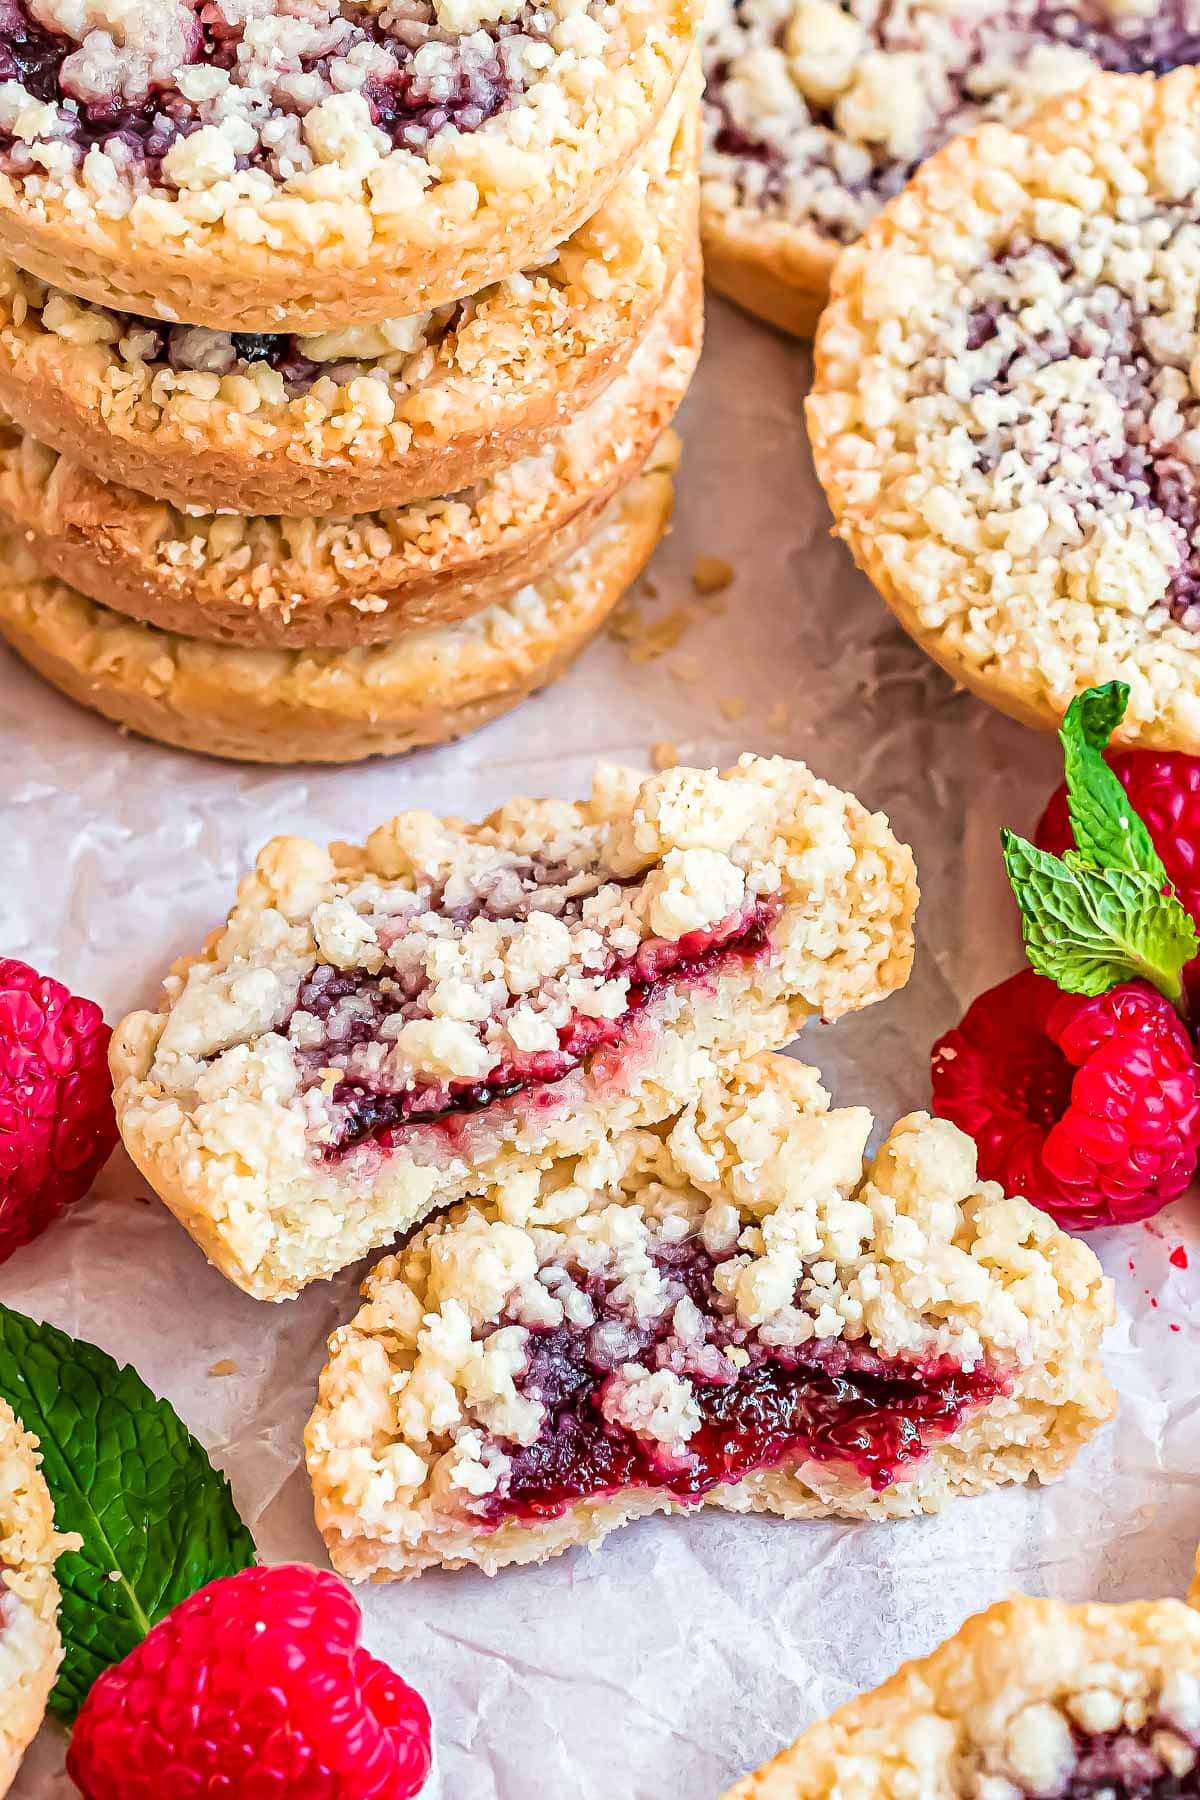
left=0, top=1399, right=66, bottom=1798
left=0, top=437, right=676, bottom=766
left=109, top=758, right=916, bottom=1301
left=0, top=0, right=699, bottom=331
left=0, top=66, right=700, bottom=517
left=701, top=0, right=1200, bottom=337
left=0, top=257, right=700, bottom=649
left=722, top=1594, right=1200, bottom=1798
left=809, top=69, right=1200, bottom=748
left=306, top=1055, right=1112, bottom=1578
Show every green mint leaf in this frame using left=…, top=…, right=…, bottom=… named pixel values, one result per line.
left=1059, top=684, right=1166, bottom=884
left=1002, top=830, right=1198, bottom=1001
left=0, top=1304, right=256, bottom=1720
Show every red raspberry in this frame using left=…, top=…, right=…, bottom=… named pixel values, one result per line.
left=930, top=969, right=1200, bottom=1230
left=0, top=957, right=117, bottom=1264
left=67, top=1563, right=432, bottom=1800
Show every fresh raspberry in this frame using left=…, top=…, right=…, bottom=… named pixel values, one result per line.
left=0, top=957, right=117, bottom=1264
left=930, top=969, right=1200, bottom=1230
left=67, top=1563, right=432, bottom=1800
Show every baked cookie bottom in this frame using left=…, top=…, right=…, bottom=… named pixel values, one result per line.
left=0, top=260, right=702, bottom=651
left=701, top=206, right=831, bottom=338
left=0, top=439, right=677, bottom=769
left=0, top=1400, right=65, bottom=1798
left=0, top=70, right=701, bottom=518
left=109, top=759, right=916, bottom=1302
left=807, top=70, right=1200, bottom=752
left=0, top=0, right=701, bottom=331
left=305, top=1057, right=1112, bottom=1579
left=722, top=1595, right=1200, bottom=1799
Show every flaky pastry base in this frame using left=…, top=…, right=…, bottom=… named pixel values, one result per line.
left=701, top=189, right=834, bottom=339
left=722, top=1595, right=1200, bottom=1798
left=0, top=0, right=699, bottom=331
left=0, top=1400, right=66, bottom=1798
left=0, top=72, right=700, bottom=518
left=0, top=259, right=700, bottom=649
left=0, top=437, right=677, bottom=765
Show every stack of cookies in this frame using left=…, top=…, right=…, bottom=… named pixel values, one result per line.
left=0, top=0, right=702, bottom=762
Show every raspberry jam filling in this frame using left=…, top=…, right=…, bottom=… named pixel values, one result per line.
left=290, top=896, right=780, bottom=1156
left=0, top=0, right=557, bottom=180
left=1010, top=1723, right=1200, bottom=1797
left=703, top=0, right=1200, bottom=240
left=961, top=234, right=1200, bottom=625
left=474, top=1240, right=1006, bottom=1523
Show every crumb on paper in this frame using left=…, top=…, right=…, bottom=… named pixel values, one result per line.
left=651, top=740, right=678, bottom=770
left=608, top=603, right=695, bottom=664
left=641, top=578, right=659, bottom=600
left=209, top=1359, right=238, bottom=1378
left=670, top=655, right=700, bottom=685
left=767, top=701, right=790, bottom=734
left=719, top=697, right=747, bottom=722
left=692, top=555, right=733, bottom=596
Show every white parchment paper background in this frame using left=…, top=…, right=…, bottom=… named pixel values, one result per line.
left=4, top=299, right=1198, bottom=1798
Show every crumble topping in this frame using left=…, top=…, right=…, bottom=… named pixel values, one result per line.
left=701, top=0, right=1200, bottom=247
left=308, top=1059, right=1109, bottom=1546
left=807, top=71, right=1200, bottom=738
left=968, top=1668, right=1200, bottom=1796
left=0, top=0, right=599, bottom=196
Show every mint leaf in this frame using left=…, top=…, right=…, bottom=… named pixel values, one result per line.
left=1002, top=830, right=1198, bottom=1001
left=1059, top=684, right=1166, bottom=884
left=0, top=1304, right=256, bottom=1720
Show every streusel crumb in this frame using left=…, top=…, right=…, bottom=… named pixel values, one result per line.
left=305, top=1054, right=1112, bottom=1577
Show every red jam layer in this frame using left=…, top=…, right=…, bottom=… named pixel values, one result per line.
left=478, top=1331, right=1006, bottom=1522
left=299, top=897, right=780, bottom=1158
left=1024, top=1725, right=1200, bottom=1798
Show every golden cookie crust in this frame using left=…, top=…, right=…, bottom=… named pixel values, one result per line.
left=0, top=0, right=699, bottom=331
left=0, top=441, right=676, bottom=766
left=0, top=1399, right=65, bottom=1798
left=722, top=1595, right=1200, bottom=1798
left=109, top=766, right=916, bottom=1301
left=701, top=205, right=830, bottom=339
left=808, top=70, right=1200, bottom=750
left=306, top=1058, right=1111, bottom=1578
left=0, top=71, right=700, bottom=517
left=0, top=258, right=701, bottom=649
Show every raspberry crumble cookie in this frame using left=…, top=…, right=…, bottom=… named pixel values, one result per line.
left=0, top=0, right=700, bottom=330
left=0, top=256, right=701, bottom=647
left=0, top=1398, right=66, bottom=1796
left=109, top=759, right=917, bottom=1299
left=0, top=439, right=676, bottom=762
left=305, top=1055, right=1112, bottom=1577
left=701, top=0, right=1200, bottom=337
left=0, top=66, right=699, bottom=515
left=720, top=1594, right=1200, bottom=1799
left=809, top=69, right=1200, bottom=750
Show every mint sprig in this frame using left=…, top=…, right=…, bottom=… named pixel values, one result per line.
left=1003, top=682, right=1198, bottom=1005
left=0, top=1304, right=256, bottom=1720
left=1059, top=684, right=1166, bottom=882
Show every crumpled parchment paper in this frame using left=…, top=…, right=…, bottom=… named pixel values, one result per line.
left=4, top=299, right=1196, bottom=1800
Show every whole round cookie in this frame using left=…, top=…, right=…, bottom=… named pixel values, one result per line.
left=0, top=0, right=699, bottom=331
left=0, top=65, right=700, bottom=515
left=0, top=1399, right=64, bottom=1797
left=809, top=69, right=1200, bottom=749
left=701, top=0, right=1200, bottom=336
left=722, top=1594, right=1200, bottom=1798
left=0, top=256, right=700, bottom=648
left=0, top=439, right=677, bottom=763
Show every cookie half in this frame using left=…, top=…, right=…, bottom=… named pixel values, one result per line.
left=0, top=1399, right=66, bottom=1797
left=0, top=0, right=700, bottom=330
left=305, top=1054, right=1112, bottom=1578
left=109, top=761, right=917, bottom=1301
left=721, top=1594, right=1200, bottom=1798
left=809, top=69, right=1200, bottom=748
left=701, top=0, right=1200, bottom=337
left=0, top=436, right=676, bottom=766
left=0, top=257, right=701, bottom=649
left=0, top=66, right=700, bottom=516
